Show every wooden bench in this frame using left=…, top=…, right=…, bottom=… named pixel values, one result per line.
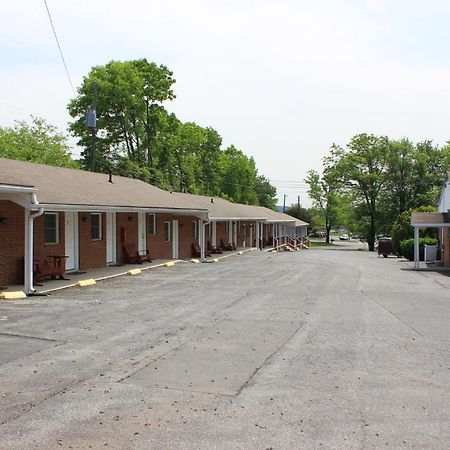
left=192, top=243, right=211, bottom=257
left=123, top=243, right=152, bottom=264
left=33, top=255, right=69, bottom=284
left=220, top=239, right=236, bottom=251
left=207, top=241, right=223, bottom=254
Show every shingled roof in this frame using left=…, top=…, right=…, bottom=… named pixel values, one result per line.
left=0, top=158, right=207, bottom=213
left=0, top=158, right=309, bottom=226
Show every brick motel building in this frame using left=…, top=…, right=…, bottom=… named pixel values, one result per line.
left=0, top=158, right=307, bottom=294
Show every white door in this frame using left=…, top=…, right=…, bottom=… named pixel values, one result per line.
left=64, top=212, right=78, bottom=271
left=106, top=212, right=116, bottom=264
left=172, top=220, right=179, bottom=259
left=138, top=212, right=146, bottom=254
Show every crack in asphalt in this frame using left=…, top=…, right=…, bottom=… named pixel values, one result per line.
left=359, top=290, right=423, bottom=337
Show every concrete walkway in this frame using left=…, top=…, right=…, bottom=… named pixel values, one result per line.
left=1, top=248, right=254, bottom=295
left=1, top=248, right=450, bottom=449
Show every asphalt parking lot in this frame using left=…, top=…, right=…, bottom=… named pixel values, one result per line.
left=1, top=247, right=450, bottom=449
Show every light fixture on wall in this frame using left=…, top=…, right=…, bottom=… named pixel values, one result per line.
left=0, top=217, right=7, bottom=225
left=128, top=216, right=134, bottom=222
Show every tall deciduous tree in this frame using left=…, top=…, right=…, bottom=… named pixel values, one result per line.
left=68, top=59, right=175, bottom=173
left=305, top=169, right=341, bottom=243
left=327, top=134, right=389, bottom=251
left=67, top=59, right=277, bottom=207
left=0, top=116, right=77, bottom=168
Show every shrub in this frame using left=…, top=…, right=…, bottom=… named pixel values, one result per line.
left=391, top=206, right=436, bottom=255
left=399, top=237, right=437, bottom=261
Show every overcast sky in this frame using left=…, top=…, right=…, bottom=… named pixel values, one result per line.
left=2, top=0, right=450, bottom=207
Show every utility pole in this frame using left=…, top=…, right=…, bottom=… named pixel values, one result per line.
left=283, top=194, right=287, bottom=213
left=297, top=195, right=301, bottom=210
left=86, top=82, right=97, bottom=171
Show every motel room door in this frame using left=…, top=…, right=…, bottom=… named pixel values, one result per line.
left=172, top=220, right=179, bottom=259
left=138, top=212, right=147, bottom=255
left=64, top=212, right=78, bottom=271
left=106, top=212, right=116, bottom=265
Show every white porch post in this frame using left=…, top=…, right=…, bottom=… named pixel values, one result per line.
left=24, top=209, right=33, bottom=295
left=199, top=219, right=205, bottom=260
left=255, top=221, right=260, bottom=249
left=228, top=220, right=233, bottom=245
left=212, top=221, right=217, bottom=247
left=414, top=227, right=420, bottom=270
left=24, top=207, right=44, bottom=295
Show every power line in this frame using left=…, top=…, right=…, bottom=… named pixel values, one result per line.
left=0, top=31, right=60, bottom=64
left=269, top=179, right=309, bottom=184
left=43, top=0, right=75, bottom=95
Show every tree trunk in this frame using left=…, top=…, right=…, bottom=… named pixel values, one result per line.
left=325, top=223, right=331, bottom=244
left=368, top=214, right=376, bottom=251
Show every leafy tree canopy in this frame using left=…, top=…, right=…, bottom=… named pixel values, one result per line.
left=314, top=133, right=448, bottom=251
left=67, top=59, right=277, bottom=208
left=0, top=116, right=78, bottom=168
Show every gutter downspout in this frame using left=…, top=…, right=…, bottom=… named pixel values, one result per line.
left=24, top=193, right=44, bottom=295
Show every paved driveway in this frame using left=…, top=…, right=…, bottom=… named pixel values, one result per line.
left=1, top=249, right=450, bottom=449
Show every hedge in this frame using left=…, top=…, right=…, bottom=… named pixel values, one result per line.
left=399, top=237, right=437, bottom=261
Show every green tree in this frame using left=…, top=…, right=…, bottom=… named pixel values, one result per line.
left=67, top=59, right=278, bottom=207
left=0, top=116, right=78, bottom=168
left=305, top=169, right=342, bottom=244
left=285, top=204, right=313, bottom=224
left=383, top=139, right=445, bottom=226
left=68, top=59, right=175, bottom=173
left=220, top=146, right=258, bottom=204
left=391, top=205, right=436, bottom=254
left=254, top=175, right=277, bottom=209
left=328, top=134, right=389, bottom=251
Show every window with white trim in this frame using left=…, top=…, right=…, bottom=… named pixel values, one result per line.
left=91, top=213, right=102, bottom=241
left=164, top=221, right=171, bottom=242
left=148, top=214, right=156, bottom=235
left=44, top=212, right=59, bottom=244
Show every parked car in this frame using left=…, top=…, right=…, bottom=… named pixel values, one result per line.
left=339, top=234, right=350, bottom=241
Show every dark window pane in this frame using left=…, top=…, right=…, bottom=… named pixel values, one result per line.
left=164, top=222, right=170, bottom=242
left=44, top=214, right=58, bottom=244
left=91, top=214, right=101, bottom=240
left=148, top=214, right=156, bottom=235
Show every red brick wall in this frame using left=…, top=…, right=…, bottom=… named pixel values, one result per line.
left=0, top=201, right=25, bottom=285
left=116, top=213, right=139, bottom=263
left=178, top=215, right=201, bottom=259
left=34, top=212, right=66, bottom=262
left=78, top=212, right=107, bottom=270
left=215, top=221, right=228, bottom=248
left=147, top=213, right=201, bottom=260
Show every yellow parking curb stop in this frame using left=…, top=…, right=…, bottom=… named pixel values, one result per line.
left=0, top=291, right=26, bottom=300
left=127, top=268, right=142, bottom=275
left=77, top=279, right=96, bottom=287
